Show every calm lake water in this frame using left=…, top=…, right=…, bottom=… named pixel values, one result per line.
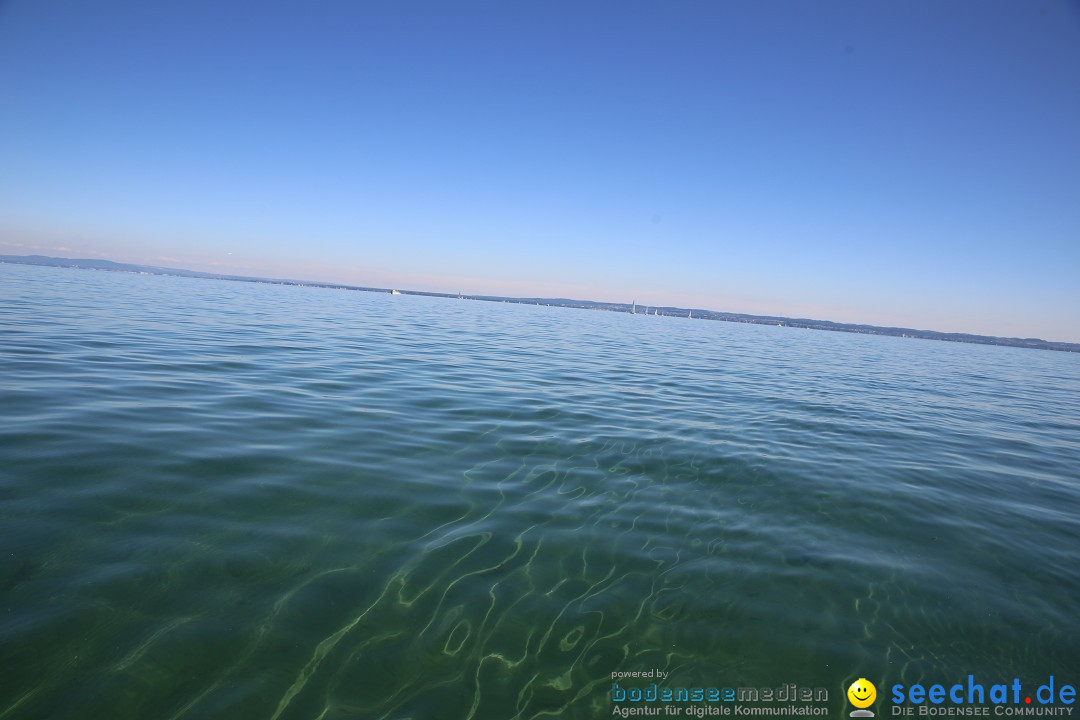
left=2, top=263, right=1079, bottom=719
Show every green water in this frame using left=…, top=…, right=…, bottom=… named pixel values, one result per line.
left=1, top=263, right=1078, bottom=719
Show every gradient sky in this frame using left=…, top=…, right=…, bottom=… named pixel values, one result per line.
left=1, top=1, right=1078, bottom=341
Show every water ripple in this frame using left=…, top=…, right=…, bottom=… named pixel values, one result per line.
left=2, top=263, right=1079, bottom=719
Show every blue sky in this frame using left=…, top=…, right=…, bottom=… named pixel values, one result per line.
left=1, top=1, right=1078, bottom=341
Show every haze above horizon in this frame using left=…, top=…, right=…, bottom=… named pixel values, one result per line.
left=1, top=1, right=1078, bottom=342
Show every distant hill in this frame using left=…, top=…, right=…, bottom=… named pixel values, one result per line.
left=0, top=254, right=389, bottom=290
left=3, top=253, right=1077, bottom=353
left=1, top=254, right=233, bottom=278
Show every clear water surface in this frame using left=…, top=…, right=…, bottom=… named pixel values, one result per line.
left=2, top=263, right=1078, bottom=719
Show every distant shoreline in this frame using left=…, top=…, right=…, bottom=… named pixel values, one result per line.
left=3, top=253, right=1077, bottom=353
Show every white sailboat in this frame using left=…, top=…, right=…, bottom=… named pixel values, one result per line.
left=631, top=300, right=636, bottom=315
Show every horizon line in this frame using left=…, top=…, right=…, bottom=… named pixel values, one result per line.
left=2, top=252, right=1078, bottom=352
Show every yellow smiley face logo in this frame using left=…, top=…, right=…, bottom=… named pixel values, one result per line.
left=848, top=679, right=876, bottom=708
